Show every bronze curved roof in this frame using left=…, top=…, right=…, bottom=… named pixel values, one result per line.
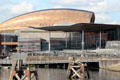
left=0, top=8, right=95, bottom=32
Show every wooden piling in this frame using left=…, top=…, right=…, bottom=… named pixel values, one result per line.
left=9, top=59, right=17, bottom=80
left=68, top=62, right=89, bottom=80
left=9, top=59, right=38, bottom=80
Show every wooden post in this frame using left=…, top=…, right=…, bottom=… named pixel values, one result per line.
left=25, top=69, right=31, bottom=80
left=9, top=59, right=38, bottom=80
left=17, top=59, right=23, bottom=71
left=9, top=59, right=17, bottom=80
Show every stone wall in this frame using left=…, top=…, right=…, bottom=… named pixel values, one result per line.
left=105, top=41, right=120, bottom=49
left=99, top=60, right=120, bottom=69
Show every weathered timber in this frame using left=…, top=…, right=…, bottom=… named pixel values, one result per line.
left=68, top=62, right=89, bottom=80
left=9, top=59, right=38, bottom=80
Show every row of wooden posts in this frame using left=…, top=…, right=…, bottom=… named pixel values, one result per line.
left=9, top=59, right=38, bottom=80
left=9, top=59, right=89, bottom=80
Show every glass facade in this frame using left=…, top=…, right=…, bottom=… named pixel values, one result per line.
left=1, top=33, right=18, bottom=54
left=1, top=27, right=119, bottom=54
left=69, top=32, right=82, bottom=49
left=17, top=28, right=120, bottom=53
left=85, top=32, right=107, bottom=49
left=50, top=38, right=66, bottom=50
left=1, top=34, right=17, bottom=42
left=48, top=29, right=118, bottom=50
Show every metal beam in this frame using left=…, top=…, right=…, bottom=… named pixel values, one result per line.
left=3, top=33, right=6, bottom=55
left=99, top=30, right=101, bottom=48
left=48, top=31, right=51, bottom=52
left=82, top=30, right=84, bottom=50
left=65, top=32, right=68, bottom=49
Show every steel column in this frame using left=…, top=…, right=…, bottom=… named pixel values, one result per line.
left=65, top=32, right=68, bottom=49
left=48, top=31, right=51, bottom=52
left=99, top=30, right=101, bottom=48
left=82, top=30, right=84, bottom=50
left=3, top=33, right=6, bottom=55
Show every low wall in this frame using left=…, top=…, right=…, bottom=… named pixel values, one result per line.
left=99, top=59, right=120, bottom=70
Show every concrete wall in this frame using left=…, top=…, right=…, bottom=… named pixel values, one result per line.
left=99, top=60, right=120, bottom=69
left=17, top=28, right=67, bottom=41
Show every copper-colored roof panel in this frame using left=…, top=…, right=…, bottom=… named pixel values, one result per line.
left=0, top=9, right=95, bottom=31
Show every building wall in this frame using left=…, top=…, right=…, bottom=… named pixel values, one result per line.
left=14, top=9, right=94, bottom=40
left=17, top=28, right=67, bottom=41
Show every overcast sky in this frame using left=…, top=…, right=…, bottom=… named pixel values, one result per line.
left=0, top=0, right=120, bottom=24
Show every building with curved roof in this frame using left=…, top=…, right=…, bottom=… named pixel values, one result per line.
left=0, top=8, right=120, bottom=55
left=0, top=9, right=95, bottom=32
left=0, top=8, right=120, bottom=58
left=0, top=8, right=96, bottom=53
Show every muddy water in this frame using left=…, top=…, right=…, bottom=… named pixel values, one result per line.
left=0, top=68, right=10, bottom=80
left=88, top=69, right=120, bottom=80
left=0, top=68, right=120, bottom=80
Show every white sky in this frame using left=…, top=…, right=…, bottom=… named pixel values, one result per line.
left=0, top=0, right=120, bottom=24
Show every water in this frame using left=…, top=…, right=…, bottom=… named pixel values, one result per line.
left=0, top=68, right=10, bottom=80
left=89, top=69, right=120, bottom=80
left=0, top=68, right=120, bottom=80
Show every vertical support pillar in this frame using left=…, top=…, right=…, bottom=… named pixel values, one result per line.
left=17, top=59, right=23, bottom=71
left=17, top=35, right=19, bottom=53
left=70, top=32, right=72, bottom=49
left=3, top=33, right=6, bottom=55
left=117, top=27, right=120, bottom=40
left=82, top=30, right=84, bottom=50
left=48, top=31, right=51, bottom=52
left=17, top=35, right=22, bottom=60
left=65, top=32, right=68, bottom=49
left=99, top=30, right=101, bottom=49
